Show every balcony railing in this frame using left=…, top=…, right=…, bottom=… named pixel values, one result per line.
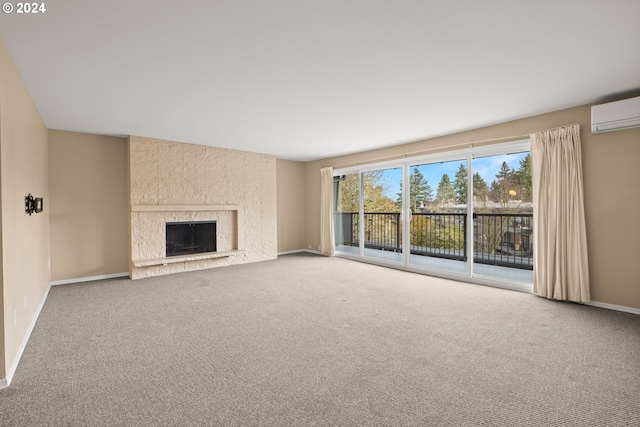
left=335, top=211, right=533, bottom=270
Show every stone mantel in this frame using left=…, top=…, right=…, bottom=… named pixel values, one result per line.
left=131, top=204, right=240, bottom=212
left=132, top=249, right=244, bottom=267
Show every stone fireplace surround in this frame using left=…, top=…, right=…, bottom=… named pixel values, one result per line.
left=128, top=136, right=277, bottom=279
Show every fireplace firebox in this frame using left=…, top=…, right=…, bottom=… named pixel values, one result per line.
left=166, top=221, right=216, bottom=257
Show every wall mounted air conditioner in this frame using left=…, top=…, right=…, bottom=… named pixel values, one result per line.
left=591, top=96, right=640, bottom=134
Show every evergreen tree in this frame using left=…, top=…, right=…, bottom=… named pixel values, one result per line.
left=436, top=173, right=456, bottom=206
left=473, top=172, right=489, bottom=201
left=496, top=161, right=512, bottom=181
left=513, top=154, right=532, bottom=202
left=453, top=163, right=468, bottom=203
left=489, top=161, right=515, bottom=203
left=397, top=167, right=433, bottom=211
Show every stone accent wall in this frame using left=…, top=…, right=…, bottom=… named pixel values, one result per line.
left=128, top=136, right=277, bottom=279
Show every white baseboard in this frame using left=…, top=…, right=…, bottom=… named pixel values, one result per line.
left=278, top=249, right=321, bottom=256
left=582, top=301, right=640, bottom=315
left=1, top=282, right=52, bottom=389
left=50, top=272, right=130, bottom=286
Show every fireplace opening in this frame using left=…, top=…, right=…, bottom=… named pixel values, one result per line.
left=166, top=221, right=216, bottom=257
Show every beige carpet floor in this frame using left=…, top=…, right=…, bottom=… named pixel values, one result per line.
left=1, top=253, right=638, bottom=426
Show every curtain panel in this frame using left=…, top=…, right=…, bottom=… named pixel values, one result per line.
left=320, top=167, right=335, bottom=256
left=530, top=124, right=590, bottom=302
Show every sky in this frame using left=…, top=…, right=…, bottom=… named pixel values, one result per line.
left=381, top=151, right=529, bottom=199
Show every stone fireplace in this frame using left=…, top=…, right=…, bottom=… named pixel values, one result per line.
left=127, top=136, right=276, bottom=279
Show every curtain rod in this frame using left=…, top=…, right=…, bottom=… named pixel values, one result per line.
left=332, top=133, right=530, bottom=169
left=532, top=123, right=581, bottom=135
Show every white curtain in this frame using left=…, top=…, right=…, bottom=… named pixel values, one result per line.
left=530, top=124, right=590, bottom=302
left=320, top=167, right=335, bottom=256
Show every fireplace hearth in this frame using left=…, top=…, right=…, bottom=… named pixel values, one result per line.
left=166, top=221, right=216, bottom=257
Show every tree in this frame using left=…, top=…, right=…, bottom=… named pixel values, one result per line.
left=336, top=171, right=396, bottom=213
left=489, top=161, right=515, bottom=204
left=410, top=215, right=465, bottom=251
left=454, top=163, right=468, bottom=203
left=364, top=170, right=397, bottom=212
left=397, top=167, right=433, bottom=212
left=512, top=154, right=532, bottom=202
left=436, top=174, right=456, bottom=206
left=336, top=173, right=359, bottom=213
left=496, top=161, right=513, bottom=181
left=473, top=172, right=489, bottom=202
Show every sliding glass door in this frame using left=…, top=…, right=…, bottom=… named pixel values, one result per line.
left=362, top=167, right=403, bottom=263
left=407, top=159, right=468, bottom=275
left=334, top=173, right=360, bottom=256
left=333, top=140, right=533, bottom=289
left=471, top=152, right=533, bottom=283
left=334, top=167, right=403, bottom=263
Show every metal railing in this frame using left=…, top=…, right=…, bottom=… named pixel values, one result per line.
left=410, top=212, right=467, bottom=261
left=473, top=213, right=533, bottom=269
left=335, top=211, right=533, bottom=270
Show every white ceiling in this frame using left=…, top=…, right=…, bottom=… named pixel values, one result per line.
left=1, top=1, right=639, bottom=161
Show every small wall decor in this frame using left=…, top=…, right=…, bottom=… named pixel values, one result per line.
left=25, top=193, right=44, bottom=215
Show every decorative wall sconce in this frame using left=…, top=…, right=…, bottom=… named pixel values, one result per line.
left=25, top=193, right=44, bottom=216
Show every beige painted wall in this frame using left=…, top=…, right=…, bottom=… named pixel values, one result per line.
left=276, top=159, right=306, bottom=253
left=128, top=136, right=277, bottom=279
left=0, top=38, right=51, bottom=380
left=48, top=130, right=128, bottom=281
left=302, top=103, right=640, bottom=309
